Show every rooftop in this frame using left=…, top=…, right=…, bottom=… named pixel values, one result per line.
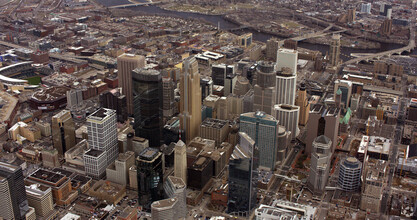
left=87, top=108, right=116, bottom=122
left=85, top=149, right=105, bottom=157
left=29, top=169, right=66, bottom=184
left=151, top=198, right=178, bottom=209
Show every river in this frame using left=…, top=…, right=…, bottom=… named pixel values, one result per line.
left=97, top=1, right=414, bottom=61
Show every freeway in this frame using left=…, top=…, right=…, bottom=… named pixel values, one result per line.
left=343, top=23, right=415, bottom=65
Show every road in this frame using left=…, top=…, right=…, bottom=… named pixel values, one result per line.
left=343, top=16, right=416, bottom=65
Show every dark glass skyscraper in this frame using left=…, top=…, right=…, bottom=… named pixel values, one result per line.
left=227, top=132, right=259, bottom=216
left=137, top=147, right=164, bottom=210
left=0, top=162, right=29, bottom=220
left=132, top=68, right=163, bottom=147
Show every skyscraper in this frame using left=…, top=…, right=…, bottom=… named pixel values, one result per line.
left=275, top=69, right=297, bottom=106
left=273, top=104, right=300, bottom=140
left=328, top=34, right=341, bottom=67
left=100, top=88, right=128, bottom=123
left=334, top=79, right=353, bottom=109
left=25, top=184, right=54, bottom=219
left=266, top=38, right=279, bottom=61
left=305, top=105, right=340, bottom=154
left=51, top=110, right=76, bottom=156
left=117, top=54, right=145, bottom=115
left=295, top=83, right=310, bottom=126
left=308, top=135, right=332, bottom=193
left=163, top=176, right=187, bottom=219
left=132, top=68, right=163, bottom=147
left=174, top=140, right=187, bottom=184
left=276, top=48, right=298, bottom=75
left=253, top=61, right=276, bottom=115
left=87, top=108, right=118, bottom=165
left=240, top=111, right=278, bottom=170
left=179, top=56, right=202, bottom=143
left=227, top=132, right=259, bottom=216
left=137, top=147, right=164, bottom=210
left=151, top=198, right=179, bottom=220
left=0, top=162, right=29, bottom=220
left=338, top=157, right=362, bottom=191
left=162, top=77, right=176, bottom=120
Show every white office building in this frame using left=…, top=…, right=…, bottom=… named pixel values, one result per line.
left=361, top=3, right=372, bottom=14
left=275, top=73, right=297, bottom=105
left=276, top=48, right=298, bottom=75
left=86, top=108, right=118, bottom=165
left=273, top=104, right=299, bottom=140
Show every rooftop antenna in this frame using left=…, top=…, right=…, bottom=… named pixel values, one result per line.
left=218, top=21, right=220, bottom=30
left=179, top=130, right=182, bottom=141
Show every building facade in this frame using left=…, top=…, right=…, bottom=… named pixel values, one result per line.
left=308, top=135, right=332, bottom=193
left=273, top=104, right=300, bottom=140
left=137, top=148, right=164, bottom=210
left=52, top=110, right=76, bottom=156
left=106, top=151, right=135, bottom=186
left=240, top=111, right=278, bottom=170
left=0, top=162, right=29, bottom=220
left=253, top=61, right=276, bottom=115
left=174, top=140, right=187, bottom=184
left=295, top=83, right=310, bottom=126
left=86, top=108, right=118, bottom=165
left=132, top=68, right=163, bottom=147
left=227, top=132, right=259, bottom=216
left=117, top=54, right=145, bottom=115
left=338, top=157, right=362, bottom=191
left=179, top=56, right=202, bottom=143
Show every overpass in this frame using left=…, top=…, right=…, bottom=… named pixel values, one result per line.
left=279, top=24, right=347, bottom=43
left=343, top=24, right=416, bottom=65
left=108, top=1, right=157, bottom=8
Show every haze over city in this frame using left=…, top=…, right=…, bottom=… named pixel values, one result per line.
left=0, top=0, right=416, bottom=219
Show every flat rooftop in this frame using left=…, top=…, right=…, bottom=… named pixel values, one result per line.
left=167, top=176, right=186, bottom=189
left=85, top=149, right=105, bottom=157
left=29, top=169, right=66, bottom=184
left=87, top=108, right=116, bottom=121
left=151, top=198, right=177, bottom=209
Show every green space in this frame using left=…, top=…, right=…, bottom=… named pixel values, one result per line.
left=26, top=76, right=41, bottom=85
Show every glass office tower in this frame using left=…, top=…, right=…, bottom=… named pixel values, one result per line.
left=132, top=68, right=163, bottom=147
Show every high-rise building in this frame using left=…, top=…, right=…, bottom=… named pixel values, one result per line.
left=380, top=19, right=393, bottom=36
left=25, top=184, right=55, bottom=219
left=361, top=3, right=371, bottom=13
left=275, top=69, right=297, bottom=106
left=187, top=156, right=213, bottom=189
left=200, top=118, right=229, bottom=146
left=106, top=151, right=135, bottom=186
left=132, top=68, right=163, bottom=147
left=137, top=147, right=164, bottom=210
left=84, top=149, right=107, bottom=179
left=328, top=34, right=341, bottom=67
left=360, top=158, right=388, bottom=213
left=240, top=111, right=279, bottom=170
left=277, top=126, right=290, bottom=162
left=266, top=38, right=279, bottom=61
left=100, top=88, right=128, bottom=123
left=253, top=61, right=276, bottom=115
left=87, top=108, right=118, bottom=165
left=334, top=79, right=352, bottom=109
left=276, top=48, right=297, bottom=76
left=163, top=176, right=187, bottom=219
left=52, top=110, right=76, bottom=156
left=66, top=89, right=83, bottom=108
left=338, top=157, right=362, bottom=191
left=200, top=76, right=213, bottom=101
left=347, top=8, right=356, bottom=23
left=179, top=56, right=202, bottom=143
left=295, top=83, right=310, bottom=126
left=308, top=135, right=332, bottom=193
left=227, top=132, right=259, bottom=216
left=0, top=162, right=29, bottom=220
left=162, top=77, right=176, bottom=120
left=211, top=64, right=235, bottom=87
left=306, top=105, right=340, bottom=154
left=151, top=198, right=179, bottom=220
left=174, top=140, right=187, bottom=184
left=41, top=148, right=59, bottom=168
left=117, top=54, right=145, bottom=115
left=273, top=104, right=300, bottom=140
